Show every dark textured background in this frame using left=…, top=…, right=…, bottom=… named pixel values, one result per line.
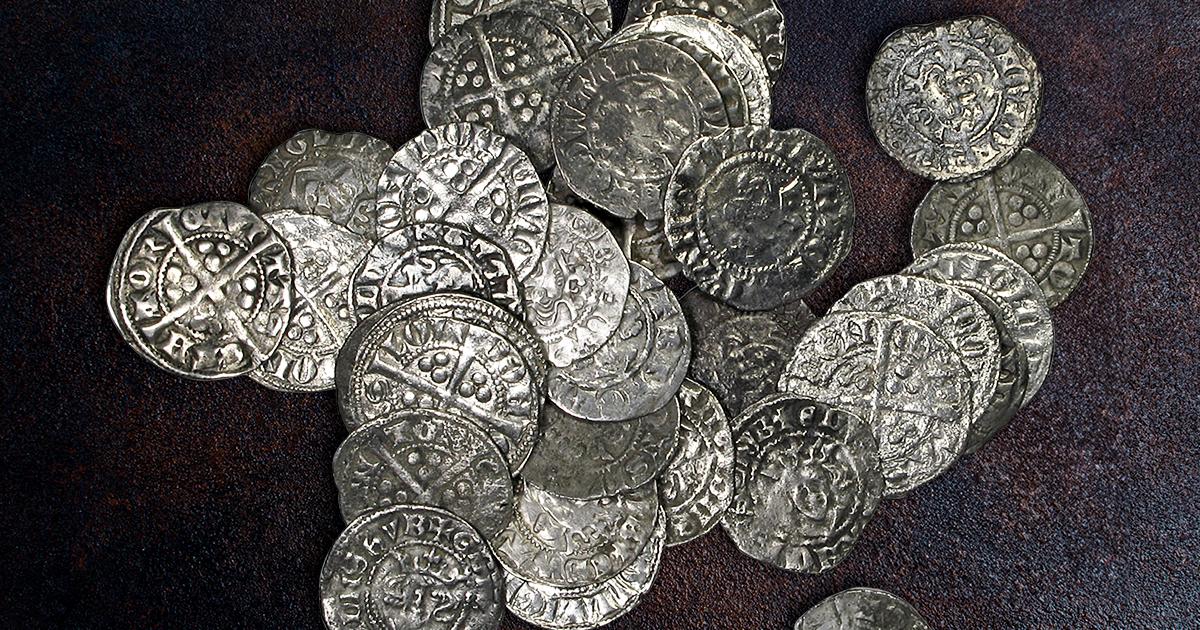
left=2, top=1, right=1198, bottom=628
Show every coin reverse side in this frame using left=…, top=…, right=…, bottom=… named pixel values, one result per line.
left=658, top=380, right=734, bottom=546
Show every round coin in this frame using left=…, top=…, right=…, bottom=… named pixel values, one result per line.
left=429, top=0, right=612, bottom=46
left=866, top=16, right=1043, bottom=182
left=658, top=380, right=734, bottom=546
left=794, top=588, right=931, bottom=630
left=319, top=504, right=503, bottom=630
left=665, top=126, right=855, bottom=310
left=912, top=148, right=1093, bottom=307
left=106, top=202, right=292, bottom=380
left=723, top=394, right=883, bottom=573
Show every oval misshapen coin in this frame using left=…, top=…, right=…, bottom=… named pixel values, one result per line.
left=658, top=380, right=734, bottom=546
left=493, top=481, right=660, bottom=588
left=332, top=408, right=514, bottom=540
left=375, top=123, right=549, bottom=280
left=520, top=399, right=679, bottom=499
left=779, top=312, right=973, bottom=497
left=723, top=394, right=883, bottom=573
left=547, top=262, right=690, bottom=421
left=349, top=221, right=524, bottom=321
left=248, top=211, right=369, bottom=391
left=320, top=504, right=503, bottom=630
left=521, top=204, right=630, bottom=367
left=866, top=16, right=1043, bottom=182
left=106, top=202, right=292, bottom=380
left=248, top=129, right=393, bottom=239
left=665, top=126, right=855, bottom=310
left=621, top=216, right=683, bottom=280
left=429, top=0, right=612, bottom=46
left=912, top=148, right=1093, bottom=307
left=794, top=588, right=931, bottom=630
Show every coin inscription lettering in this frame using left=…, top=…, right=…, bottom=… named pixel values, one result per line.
left=658, top=380, right=734, bottom=546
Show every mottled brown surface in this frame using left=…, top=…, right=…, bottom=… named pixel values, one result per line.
left=2, top=1, right=1198, bottom=628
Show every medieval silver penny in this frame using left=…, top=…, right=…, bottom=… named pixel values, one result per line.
left=658, top=379, right=734, bottom=546
left=795, top=588, right=931, bottom=630
left=621, top=216, right=683, bottom=280
left=960, top=287, right=1029, bottom=454
left=429, top=0, right=612, bottom=46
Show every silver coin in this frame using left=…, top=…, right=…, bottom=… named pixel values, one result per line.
left=336, top=294, right=546, bottom=474
left=795, top=588, right=930, bottom=630
left=779, top=312, right=973, bottom=496
left=905, top=242, right=1053, bottom=403
left=429, top=0, right=612, bottom=46
left=912, top=148, right=1093, bottom=307
left=332, top=408, right=514, bottom=540
left=493, top=481, right=660, bottom=588
left=665, top=126, right=855, bottom=310
left=723, top=394, right=883, bottom=573
left=248, top=211, right=369, bottom=391
left=658, top=379, right=734, bottom=546
left=375, top=123, right=549, bottom=280
left=106, top=202, right=293, bottom=380
left=247, top=129, right=393, bottom=239
left=520, top=399, right=679, bottom=499
left=319, top=504, right=503, bottom=630
left=547, top=262, right=690, bottom=421
left=960, top=288, right=1029, bottom=454
left=420, top=6, right=604, bottom=172
left=504, top=508, right=666, bottom=629
left=866, top=16, right=1043, bottom=182
left=620, top=216, right=683, bottom=280
left=521, top=204, right=630, bottom=367
left=681, top=289, right=815, bottom=418
left=551, top=38, right=732, bottom=219
left=349, top=221, right=524, bottom=321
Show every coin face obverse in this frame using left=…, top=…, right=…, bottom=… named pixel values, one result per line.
left=794, top=587, right=931, bottom=630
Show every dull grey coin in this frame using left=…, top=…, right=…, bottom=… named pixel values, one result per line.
left=349, top=221, right=523, bottom=321
left=912, top=148, right=1093, bottom=307
left=248, top=129, right=393, bottom=239
left=681, top=289, right=815, bottom=418
left=866, top=16, right=1043, bottom=182
left=905, top=242, right=1052, bottom=404
left=520, top=399, right=679, bottom=499
left=429, top=0, right=612, bottom=45
left=658, top=380, right=734, bottom=546
left=795, top=588, right=931, bottom=630
left=547, top=262, right=690, bottom=421
left=621, top=216, right=683, bottom=280
left=106, top=202, right=293, bottom=380
left=320, top=504, right=503, bottom=630
left=375, top=123, right=549, bottom=280
left=521, top=204, right=630, bottom=367
left=723, top=394, right=883, bottom=573
left=780, top=312, right=973, bottom=496
left=249, top=210, right=370, bottom=391
left=665, top=126, right=855, bottom=310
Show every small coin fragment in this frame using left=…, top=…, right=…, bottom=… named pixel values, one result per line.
left=795, top=588, right=931, bottom=630
left=428, top=0, right=612, bottom=46
left=658, top=380, right=734, bottom=546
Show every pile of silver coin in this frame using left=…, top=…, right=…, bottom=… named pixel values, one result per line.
left=105, top=0, right=1092, bottom=627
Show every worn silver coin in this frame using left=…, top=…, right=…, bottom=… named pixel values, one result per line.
left=621, top=216, right=683, bottom=280
left=107, top=202, right=293, bottom=379
left=960, top=288, right=1029, bottom=453
left=319, top=504, right=503, bottom=630
left=429, top=0, right=612, bottom=46
left=375, top=123, right=549, bottom=280
left=658, top=380, right=734, bottom=546
left=866, top=16, right=1043, bottom=182
left=665, top=126, right=855, bottom=310
left=248, top=129, right=393, bottom=239
left=795, top=587, right=931, bottom=630
left=780, top=312, right=973, bottom=496
left=912, top=148, right=1093, bottom=307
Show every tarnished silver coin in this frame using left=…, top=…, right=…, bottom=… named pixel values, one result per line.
left=332, top=409, right=513, bottom=540
left=248, top=129, right=393, bottom=239
left=336, top=293, right=546, bottom=473
left=723, top=394, right=883, bottom=573
left=521, top=204, right=630, bottom=367
left=665, top=126, right=855, bottom=310
left=905, top=242, right=1052, bottom=403
left=681, top=289, right=815, bottom=418
left=795, top=588, right=931, bottom=630
left=504, top=508, right=666, bottom=629
left=551, top=38, right=732, bottom=219
left=912, top=148, right=1093, bottom=307
left=421, top=5, right=605, bottom=172
left=375, top=123, right=549, bottom=280
left=429, top=0, right=612, bottom=46
left=547, top=262, right=690, bottom=421
left=320, top=504, right=503, bottom=630
left=249, top=211, right=369, bottom=391
left=350, top=221, right=523, bottom=321
left=867, top=16, right=1043, bottom=182
left=621, top=216, right=682, bottom=280
left=493, top=481, right=659, bottom=588
left=780, top=312, right=972, bottom=496
left=959, top=288, right=1029, bottom=454
left=658, top=380, right=734, bottom=546
left=520, top=399, right=679, bottom=499
left=106, top=202, right=292, bottom=380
